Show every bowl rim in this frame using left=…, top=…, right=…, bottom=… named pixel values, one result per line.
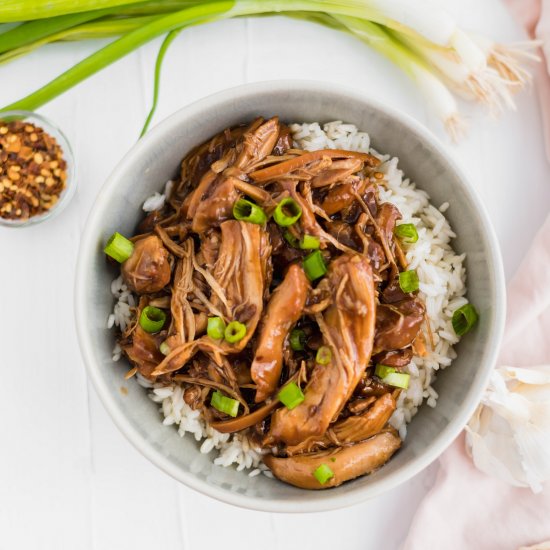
left=74, top=79, right=506, bottom=513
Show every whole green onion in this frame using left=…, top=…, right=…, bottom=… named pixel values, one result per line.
left=289, top=328, right=306, bottom=351
left=224, top=320, right=247, bottom=344
left=374, top=364, right=395, bottom=379
left=278, top=382, right=305, bottom=410
left=207, top=316, right=226, bottom=340
left=299, top=234, right=320, bottom=250
left=139, top=306, right=166, bottom=333
left=210, top=390, right=239, bottom=417
left=313, top=463, right=334, bottom=485
left=273, top=197, right=302, bottom=227
left=398, top=269, right=419, bottom=293
left=104, top=231, right=134, bottom=263
left=395, top=223, right=418, bottom=244
left=233, top=198, right=267, bottom=224
left=316, top=345, right=332, bottom=365
left=452, top=303, right=478, bottom=336
left=382, top=371, right=410, bottom=389
left=302, top=250, right=327, bottom=281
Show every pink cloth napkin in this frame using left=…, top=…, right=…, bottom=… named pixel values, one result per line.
left=402, top=214, right=550, bottom=550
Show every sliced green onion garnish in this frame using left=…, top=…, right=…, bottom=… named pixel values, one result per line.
left=452, top=303, right=479, bottom=336
left=232, top=198, right=267, bottom=225
left=398, top=269, right=419, bottom=293
left=374, top=364, right=396, bottom=379
left=382, top=372, right=410, bottom=389
left=299, top=234, right=320, bottom=250
left=207, top=316, right=226, bottom=340
left=303, top=250, right=327, bottom=281
left=159, top=341, right=171, bottom=356
left=104, top=232, right=134, bottom=263
left=283, top=230, right=299, bottom=248
left=316, top=346, right=332, bottom=365
left=395, top=223, right=419, bottom=244
left=289, top=329, right=306, bottom=351
left=278, top=382, right=305, bottom=410
left=210, top=390, right=239, bottom=418
left=313, top=463, right=334, bottom=485
left=139, top=306, right=166, bottom=333
left=273, top=197, right=302, bottom=227
left=224, top=321, right=247, bottom=344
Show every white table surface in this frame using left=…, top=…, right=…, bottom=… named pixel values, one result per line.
left=1, top=1, right=549, bottom=549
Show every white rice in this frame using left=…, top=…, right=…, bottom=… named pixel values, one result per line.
left=108, top=121, right=467, bottom=471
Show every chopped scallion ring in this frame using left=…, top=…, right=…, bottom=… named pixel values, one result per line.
left=104, top=232, right=134, bottom=263
left=303, top=250, right=327, bottom=281
left=398, top=269, right=419, bottom=293
left=207, top=316, right=226, bottom=340
left=313, top=463, right=334, bottom=485
left=382, top=372, right=410, bottom=389
left=139, top=306, right=166, bottom=333
left=232, top=198, right=267, bottom=225
left=278, top=382, right=305, bottom=410
left=224, top=321, right=247, bottom=344
left=159, top=341, right=171, bottom=356
left=299, top=234, right=320, bottom=250
left=289, top=329, right=306, bottom=351
left=210, top=390, right=239, bottom=417
left=452, top=303, right=479, bottom=336
left=374, top=364, right=396, bottom=379
left=395, top=223, right=419, bottom=244
left=316, top=346, right=332, bottom=365
left=283, top=230, right=299, bottom=248
left=273, top=197, right=302, bottom=227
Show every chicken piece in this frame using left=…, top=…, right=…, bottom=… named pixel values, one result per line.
left=151, top=220, right=269, bottom=376
left=121, top=326, right=165, bottom=378
left=251, top=264, right=310, bottom=403
left=264, top=430, right=401, bottom=489
left=232, top=117, right=281, bottom=172
left=372, top=348, right=414, bottom=369
left=121, top=235, right=171, bottom=294
left=310, top=158, right=364, bottom=188
left=286, top=393, right=396, bottom=455
left=272, top=122, right=292, bottom=155
left=269, top=254, right=376, bottom=445
left=249, top=149, right=379, bottom=183
left=191, top=177, right=240, bottom=233
left=320, top=177, right=362, bottom=216
left=374, top=298, right=426, bottom=353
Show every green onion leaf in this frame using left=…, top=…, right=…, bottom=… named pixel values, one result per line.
left=233, top=198, right=267, bottom=224
left=273, top=197, right=302, bottom=227
left=278, top=382, right=305, bottom=410
left=374, top=364, right=396, bottom=379
left=395, top=223, right=418, bottom=244
left=224, top=321, right=247, bottom=344
left=398, top=269, right=419, bottom=293
left=452, top=304, right=479, bottom=336
left=207, top=316, right=226, bottom=340
left=313, top=463, right=334, bottom=485
left=289, top=329, right=306, bottom=351
left=299, top=234, right=320, bottom=250
left=283, top=230, right=299, bottom=248
left=382, top=372, right=410, bottom=389
left=104, top=232, right=134, bottom=263
left=210, top=390, right=239, bottom=418
left=159, top=341, right=171, bottom=356
left=303, top=250, right=327, bottom=281
left=139, top=306, right=166, bottom=334
left=316, top=346, right=332, bottom=365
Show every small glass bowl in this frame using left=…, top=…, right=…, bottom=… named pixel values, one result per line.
left=0, top=110, right=75, bottom=228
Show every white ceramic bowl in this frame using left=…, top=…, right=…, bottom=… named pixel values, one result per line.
left=75, top=81, right=506, bottom=512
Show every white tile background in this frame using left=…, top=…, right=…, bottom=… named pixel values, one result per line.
left=1, top=1, right=549, bottom=549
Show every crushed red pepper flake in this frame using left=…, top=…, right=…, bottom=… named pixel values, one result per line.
left=0, top=119, right=67, bottom=221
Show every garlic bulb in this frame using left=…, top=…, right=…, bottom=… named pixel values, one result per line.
left=465, top=366, right=550, bottom=493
